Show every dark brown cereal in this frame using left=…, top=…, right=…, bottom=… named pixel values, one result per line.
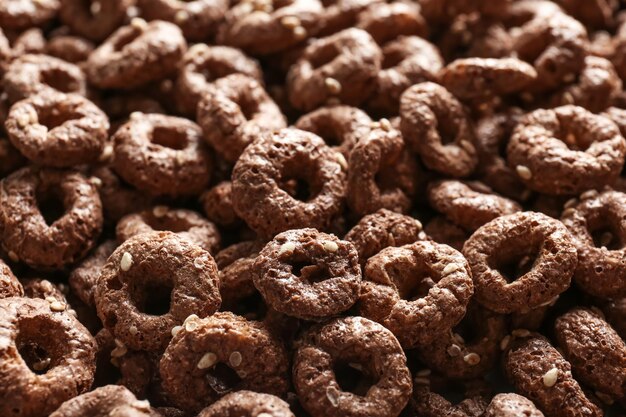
left=116, top=207, right=221, bottom=255
left=197, top=74, right=286, bottom=163
left=555, top=308, right=626, bottom=403
left=69, top=240, right=117, bottom=307
left=287, top=28, right=382, bottom=111
left=112, top=113, right=212, bottom=197
left=504, top=335, right=602, bottom=417
left=316, top=0, right=380, bottom=36
left=484, top=393, right=545, bottom=417
left=424, top=216, right=470, bottom=252
left=602, top=298, right=626, bottom=339
left=356, top=1, right=427, bottom=45
left=215, top=240, right=264, bottom=313
left=46, top=35, right=95, bottom=63
left=197, top=390, right=294, bottom=417
left=95, top=231, right=221, bottom=351
left=21, top=278, right=66, bottom=302
left=410, top=377, right=490, bottom=417
left=463, top=212, right=576, bottom=314
left=507, top=105, right=626, bottom=195
left=87, top=19, right=187, bottom=89
left=253, top=228, right=360, bottom=320
left=175, top=44, right=262, bottom=116
left=10, top=28, right=47, bottom=56
left=0, top=296, right=96, bottom=417
left=50, top=385, right=159, bottom=417
left=59, top=0, right=132, bottom=41
left=5, top=91, right=109, bottom=167
left=555, top=0, right=616, bottom=30
left=602, top=106, right=626, bottom=138
left=358, top=240, right=474, bottom=348
left=0, top=167, right=103, bottom=270
left=0, top=258, right=23, bottom=299
left=231, top=128, right=346, bottom=239
left=400, top=82, right=478, bottom=177
left=160, top=311, right=289, bottom=412
left=0, top=0, right=59, bottom=30
left=511, top=304, right=552, bottom=331
left=201, top=181, right=241, bottom=228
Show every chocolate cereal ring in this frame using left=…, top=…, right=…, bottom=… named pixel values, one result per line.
left=49, top=385, right=159, bottom=417
left=253, top=228, right=360, bottom=320
left=293, top=316, right=412, bottom=417
left=424, top=216, right=471, bottom=252
left=0, top=258, right=22, bottom=299
left=356, top=1, right=427, bottom=45
left=59, top=0, right=131, bottom=41
left=69, top=240, right=117, bottom=307
left=0, top=296, right=96, bottom=417
left=484, top=393, right=544, bottom=417
left=95, top=231, right=221, bottom=351
left=463, top=212, right=577, bottom=314
left=0, top=0, right=59, bottom=30
left=316, top=0, right=380, bottom=36
left=197, top=391, right=294, bottom=417
left=201, top=181, right=241, bottom=228
left=410, top=377, right=490, bottom=417
left=45, top=35, right=95, bottom=64
left=358, top=240, right=474, bottom=348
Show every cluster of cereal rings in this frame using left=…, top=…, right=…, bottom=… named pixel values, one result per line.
left=1, top=0, right=626, bottom=416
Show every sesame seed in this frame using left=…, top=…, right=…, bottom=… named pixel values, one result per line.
left=500, top=335, right=511, bottom=350
left=45, top=296, right=57, bottom=303
left=111, top=346, right=127, bottom=357
left=229, top=351, right=242, bottom=367
left=562, top=207, right=576, bottom=217
left=278, top=242, right=296, bottom=256
left=171, top=326, right=182, bottom=337
left=463, top=353, right=481, bottom=365
left=281, top=16, right=301, bottom=29
left=542, top=367, right=559, bottom=387
left=414, top=377, right=430, bottom=385
left=257, top=413, right=273, bottom=417
left=447, top=344, right=462, bottom=357
left=580, top=189, right=598, bottom=200
left=131, top=17, right=148, bottom=30
left=324, top=77, right=342, bottom=95
left=322, top=240, right=339, bottom=252
left=16, top=114, right=31, bottom=128
left=335, top=152, right=348, bottom=170
left=348, top=362, right=363, bottom=371
left=512, top=329, right=531, bottom=337
left=293, top=26, right=307, bottom=39
left=49, top=301, right=66, bottom=312
left=453, top=333, right=465, bottom=344
left=184, top=316, right=200, bottom=332
left=562, top=92, right=574, bottom=104
left=459, top=140, right=474, bottom=152
left=153, top=205, right=168, bottom=217
left=32, top=357, right=51, bottom=371
left=564, top=198, right=578, bottom=209
left=415, top=220, right=423, bottom=230
left=90, top=1, right=101, bottom=14
left=379, top=118, right=392, bottom=131
left=89, top=177, right=102, bottom=188
left=418, top=231, right=427, bottom=240
left=197, top=352, right=218, bottom=369
left=370, top=121, right=381, bottom=129
left=194, top=257, right=206, bottom=269
left=120, top=252, right=133, bottom=271
left=175, top=10, right=189, bottom=22
left=443, top=263, right=461, bottom=275
left=516, top=165, right=532, bottom=180
left=99, top=144, right=113, bottom=162
left=326, top=386, right=339, bottom=406
left=129, top=325, right=138, bottom=336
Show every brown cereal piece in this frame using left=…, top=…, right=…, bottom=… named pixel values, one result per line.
left=217, top=0, right=322, bottom=55
left=0, top=297, right=96, bottom=417
left=344, top=208, right=424, bottom=265
left=560, top=190, right=626, bottom=299
left=463, top=212, right=576, bottom=314
left=160, top=312, right=289, bottom=412
left=175, top=44, right=262, bottom=116
left=507, top=105, right=626, bottom=195
left=0, top=258, right=23, bottom=299
left=602, top=298, right=626, bottom=339
left=5, top=91, right=109, bottom=167
left=428, top=180, right=521, bottom=232
left=410, top=377, right=490, bottom=417
left=46, top=35, right=95, bottom=63
left=0, top=0, right=59, bottom=30
left=424, top=216, right=471, bottom=252
left=50, top=384, right=159, bottom=417
left=293, top=316, right=412, bottom=417
left=113, top=113, right=212, bottom=198
left=295, top=105, right=371, bottom=157
left=367, top=35, right=443, bottom=115
left=197, top=390, right=294, bottom=417
left=602, top=106, right=626, bottom=138
left=555, top=0, right=616, bottom=30
left=440, top=57, right=537, bottom=102
left=69, top=240, right=116, bottom=307
left=138, top=0, right=227, bottom=41
left=484, top=393, right=545, bottom=417
left=504, top=335, right=602, bottom=417
left=555, top=308, right=626, bottom=402
left=87, top=19, right=187, bottom=89
left=59, top=0, right=131, bottom=41
left=201, top=181, right=241, bottom=228
left=0, top=167, right=103, bottom=270
left=511, top=304, right=552, bottom=331
left=3, top=54, right=87, bottom=104
left=197, top=74, right=286, bottom=163
left=0, top=132, right=26, bottom=174
left=215, top=241, right=264, bottom=313
left=400, top=82, right=478, bottom=177
left=21, top=278, right=66, bottom=302
left=317, top=0, right=381, bottom=36
left=231, top=128, right=346, bottom=239
left=117, top=207, right=221, bottom=255
left=611, top=18, right=626, bottom=82
left=356, top=1, right=427, bottom=45
left=358, top=240, right=474, bottom=348
left=253, top=228, right=360, bottom=320
left=287, top=28, right=382, bottom=111
left=9, top=27, right=46, bottom=57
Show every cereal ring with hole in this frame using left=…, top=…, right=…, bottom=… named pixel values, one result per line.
left=410, top=376, right=491, bottom=417
left=46, top=35, right=95, bottom=63
left=231, top=128, right=346, bottom=239
left=5, top=92, right=109, bottom=167
left=175, top=44, right=262, bottom=116
left=357, top=240, right=473, bottom=348
left=503, top=335, right=602, bottom=417
left=428, top=180, right=521, bottom=232
left=3, top=54, right=87, bottom=104
left=0, top=0, right=59, bottom=30
left=484, top=393, right=544, bottom=417
left=400, top=82, right=478, bottom=177
left=116, top=207, right=221, bottom=255
left=424, top=216, right=470, bottom=252
left=201, top=181, right=241, bottom=228
left=94, top=231, right=221, bottom=351
left=59, top=0, right=132, bottom=42
left=560, top=190, right=626, bottom=299
left=347, top=125, right=418, bottom=216
left=198, top=390, right=294, bottom=417
left=69, top=240, right=117, bottom=307
left=0, top=258, right=22, bottom=298
left=253, top=228, right=360, bottom=320
left=160, top=311, right=289, bottom=412
left=463, top=212, right=577, bottom=314
left=507, top=105, right=626, bottom=195
left=555, top=308, right=626, bottom=403
left=0, top=167, right=103, bottom=270
left=287, top=28, right=382, bottom=111
left=295, top=104, right=372, bottom=157
left=316, top=0, right=380, bottom=36
left=217, top=0, right=322, bottom=55
left=0, top=296, right=96, bottom=417
left=113, top=113, right=212, bottom=197
left=87, top=19, right=187, bottom=89
left=356, top=1, right=427, bottom=45
left=197, top=74, right=286, bottom=163
left=293, top=316, right=412, bottom=417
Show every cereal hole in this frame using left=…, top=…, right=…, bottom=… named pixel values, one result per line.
left=35, top=188, right=66, bottom=226
left=205, top=362, right=242, bottom=395
left=281, top=176, right=314, bottom=201
left=333, top=361, right=378, bottom=396
left=40, top=68, right=79, bottom=93
left=224, top=291, right=267, bottom=321
left=129, top=279, right=173, bottom=316
left=290, top=260, right=331, bottom=284
left=437, top=113, right=459, bottom=145
left=489, top=242, right=540, bottom=283
left=38, top=109, right=82, bottom=130
left=151, top=126, right=188, bottom=150
left=590, top=222, right=624, bottom=250
left=237, top=95, right=260, bottom=121
left=16, top=318, right=57, bottom=375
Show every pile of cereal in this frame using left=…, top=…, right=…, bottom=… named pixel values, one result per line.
left=1, top=1, right=626, bottom=416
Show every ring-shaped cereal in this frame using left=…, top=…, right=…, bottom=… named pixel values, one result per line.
left=484, top=393, right=545, bottom=417
left=410, top=377, right=490, bottom=417
left=5, top=91, right=109, bottom=167
left=0, top=0, right=59, bottom=30
left=94, top=231, right=221, bottom=351
left=112, top=113, right=212, bottom=197
left=197, top=391, right=294, bottom=417
left=463, top=211, right=577, bottom=314
left=197, top=74, right=286, bottom=163
left=0, top=296, right=96, bottom=417
left=507, top=105, right=626, bottom=195
left=201, top=181, right=241, bottom=228
left=231, top=128, right=346, bottom=239
left=400, top=82, right=478, bottom=177
left=0, top=258, right=22, bottom=299
left=317, top=0, right=379, bottom=36
left=358, top=240, right=474, bottom=348
left=0, top=167, right=103, bottom=270
left=253, top=228, right=361, bottom=320
left=287, top=28, right=382, bottom=111
left=45, top=35, right=95, bottom=64
left=293, top=316, right=412, bottom=417
left=49, top=385, right=158, bottom=417
left=87, top=19, right=187, bottom=90
left=355, top=1, right=427, bottom=45
left=59, top=0, right=132, bottom=41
